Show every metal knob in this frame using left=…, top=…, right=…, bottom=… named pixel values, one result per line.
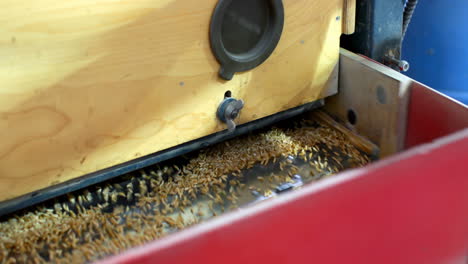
left=217, top=97, right=244, bottom=132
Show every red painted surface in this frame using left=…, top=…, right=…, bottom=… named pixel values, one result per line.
left=406, top=82, right=468, bottom=149
left=101, top=129, right=468, bottom=264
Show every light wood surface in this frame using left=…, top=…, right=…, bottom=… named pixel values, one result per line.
left=325, top=49, right=411, bottom=157
left=342, top=0, right=356, bottom=34
left=0, top=0, right=349, bottom=202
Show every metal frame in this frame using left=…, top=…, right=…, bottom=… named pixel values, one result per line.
left=325, top=49, right=411, bottom=157
left=341, top=0, right=405, bottom=63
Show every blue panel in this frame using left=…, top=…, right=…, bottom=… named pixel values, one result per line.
left=403, top=0, right=468, bottom=105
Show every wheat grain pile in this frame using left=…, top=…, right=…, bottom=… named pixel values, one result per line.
left=0, top=118, right=372, bottom=263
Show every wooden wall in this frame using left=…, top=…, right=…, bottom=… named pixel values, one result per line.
left=0, top=0, right=353, bottom=202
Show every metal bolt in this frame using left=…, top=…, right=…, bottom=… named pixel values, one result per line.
left=386, top=56, right=410, bottom=72
left=394, top=59, right=410, bottom=72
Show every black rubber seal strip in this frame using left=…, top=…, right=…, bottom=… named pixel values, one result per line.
left=210, top=0, right=284, bottom=80
left=0, top=100, right=324, bottom=217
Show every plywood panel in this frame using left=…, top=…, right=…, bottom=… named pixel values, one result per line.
left=0, top=0, right=346, bottom=202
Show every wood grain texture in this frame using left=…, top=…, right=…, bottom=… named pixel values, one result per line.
left=0, top=0, right=345, bottom=202
left=342, top=0, right=356, bottom=34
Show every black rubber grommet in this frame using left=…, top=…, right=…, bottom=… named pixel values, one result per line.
left=210, top=0, right=284, bottom=80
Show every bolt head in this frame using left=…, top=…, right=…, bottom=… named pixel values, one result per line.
left=398, top=60, right=410, bottom=72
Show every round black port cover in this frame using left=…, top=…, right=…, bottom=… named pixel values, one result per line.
left=210, top=0, right=284, bottom=80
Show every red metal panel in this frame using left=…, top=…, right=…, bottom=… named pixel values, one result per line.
left=101, top=129, right=468, bottom=264
left=406, top=81, right=468, bottom=149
